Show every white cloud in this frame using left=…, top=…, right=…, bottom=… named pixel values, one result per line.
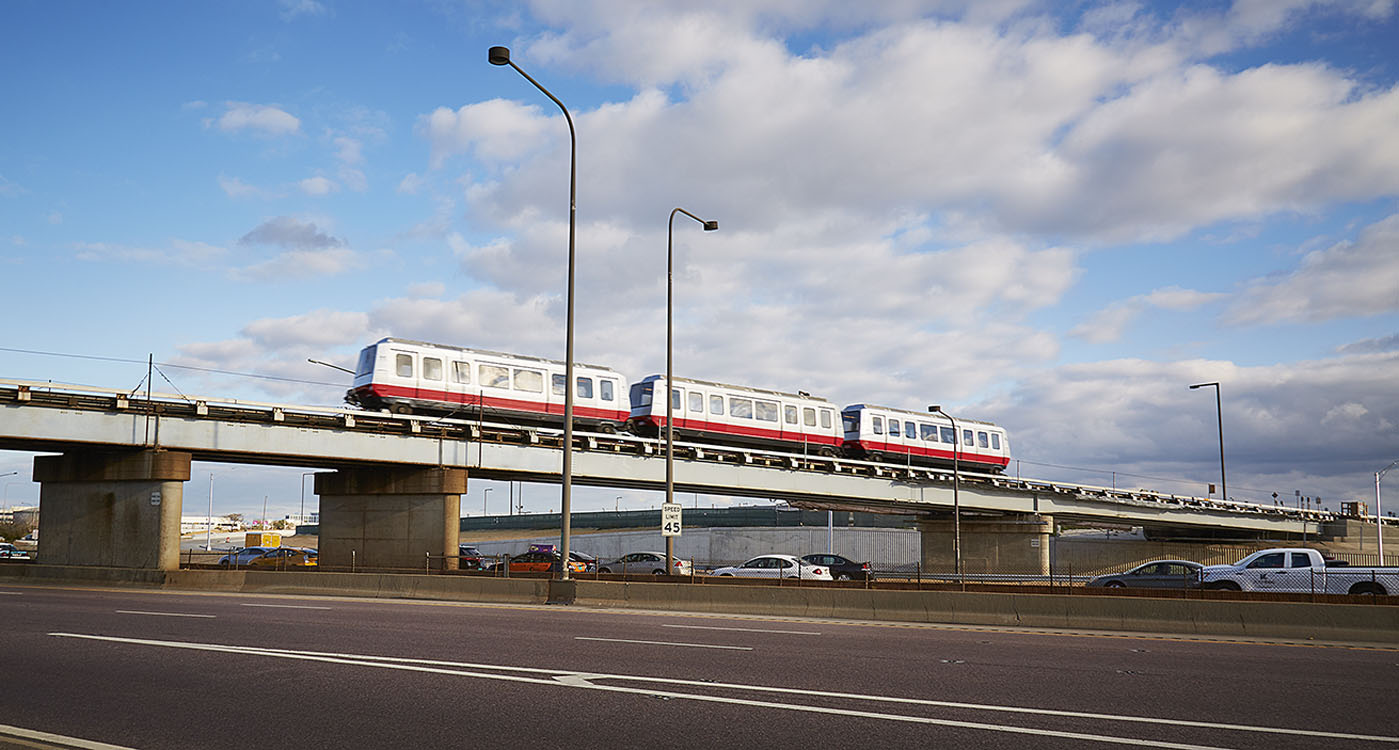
left=218, top=175, right=269, bottom=198
left=397, top=173, right=423, bottom=194
left=279, top=0, right=327, bottom=21
left=406, top=282, right=446, bottom=298
left=210, top=102, right=301, bottom=136
left=239, top=216, right=343, bottom=250
left=0, top=174, right=25, bottom=197
left=299, top=176, right=338, bottom=196
left=73, top=239, right=226, bottom=266
left=419, top=99, right=557, bottom=168
left=1072, top=286, right=1225, bottom=343
left=1226, top=213, right=1399, bottom=325
left=242, top=309, right=371, bottom=350
left=47, top=210, right=62, bottom=225
left=333, top=136, right=364, bottom=165
left=230, top=248, right=365, bottom=281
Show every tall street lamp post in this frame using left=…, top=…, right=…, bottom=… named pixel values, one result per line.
left=490, top=45, right=579, bottom=580
left=1189, top=382, right=1227, bottom=503
left=928, top=405, right=962, bottom=586
left=483, top=487, right=493, bottom=517
left=665, top=208, right=718, bottom=572
left=1378, top=460, right=1399, bottom=564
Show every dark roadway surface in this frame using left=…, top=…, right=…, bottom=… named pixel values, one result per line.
left=1, top=584, right=1397, bottom=750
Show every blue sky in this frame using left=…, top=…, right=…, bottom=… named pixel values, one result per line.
left=2, top=0, right=1398, bottom=520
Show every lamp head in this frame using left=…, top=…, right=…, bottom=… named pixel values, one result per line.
left=488, top=46, right=511, bottom=66
left=702, top=220, right=719, bottom=231
left=928, top=405, right=941, bottom=413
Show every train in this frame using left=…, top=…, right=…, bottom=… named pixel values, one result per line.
left=345, top=337, right=1011, bottom=473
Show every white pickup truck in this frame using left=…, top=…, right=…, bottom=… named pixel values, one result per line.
left=1199, top=548, right=1398, bottom=596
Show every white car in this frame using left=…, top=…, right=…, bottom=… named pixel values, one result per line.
left=597, top=551, right=692, bottom=576
left=0, top=542, right=30, bottom=560
left=711, top=554, right=832, bottom=580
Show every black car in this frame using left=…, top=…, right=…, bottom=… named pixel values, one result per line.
left=800, top=554, right=870, bottom=581
left=1086, top=560, right=1203, bottom=589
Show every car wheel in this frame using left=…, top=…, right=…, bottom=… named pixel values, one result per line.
left=599, top=568, right=612, bottom=574
left=1210, top=581, right=1242, bottom=592
left=836, top=573, right=852, bottom=581
left=1349, top=582, right=1386, bottom=596
left=1105, top=581, right=1125, bottom=588
left=651, top=569, right=666, bottom=575
left=218, top=560, right=230, bottom=568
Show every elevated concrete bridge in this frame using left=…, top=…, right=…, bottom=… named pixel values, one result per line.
left=0, top=379, right=1331, bottom=574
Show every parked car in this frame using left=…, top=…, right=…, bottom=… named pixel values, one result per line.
left=1086, top=560, right=1203, bottom=589
left=0, top=542, right=30, bottom=560
left=247, top=547, right=319, bottom=570
left=711, top=554, right=832, bottom=580
left=458, top=544, right=488, bottom=570
left=801, top=553, right=870, bottom=581
left=217, top=546, right=275, bottom=567
left=597, top=551, right=693, bottom=576
left=501, top=547, right=587, bottom=574
left=1199, top=548, right=1398, bottom=595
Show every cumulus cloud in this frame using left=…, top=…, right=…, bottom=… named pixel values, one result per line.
left=1226, top=213, right=1399, bottom=325
left=230, top=248, right=364, bottom=281
left=209, top=102, right=301, bottom=136
left=299, top=176, right=338, bottom=196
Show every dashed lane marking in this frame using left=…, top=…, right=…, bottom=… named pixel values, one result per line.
left=114, top=610, right=215, bottom=618
left=574, top=636, right=752, bottom=650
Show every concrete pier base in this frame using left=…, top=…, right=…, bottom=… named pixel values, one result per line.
left=315, top=467, right=466, bottom=571
left=919, top=514, right=1053, bottom=575
left=33, top=450, right=191, bottom=570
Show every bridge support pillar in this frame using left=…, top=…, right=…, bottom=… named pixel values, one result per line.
left=315, top=467, right=465, bottom=572
left=918, top=514, right=1053, bottom=576
left=33, top=449, right=191, bottom=570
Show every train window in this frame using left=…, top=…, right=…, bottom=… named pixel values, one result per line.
left=576, top=377, right=593, bottom=399
left=784, top=405, right=798, bottom=424
left=729, top=398, right=753, bottom=419
left=395, top=354, right=413, bottom=378
left=991, top=433, right=1001, bottom=450
left=601, top=380, right=615, bottom=402
left=710, top=394, right=724, bottom=415
left=905, top=422, right=917, bottom=439
left=872, top=417, right=883, bottom=435
left=452, top=362, right=471, bottom=384
left=672, top=388, right=682, bottom=412
left=356, top=348, right=375, bottom=376
left=755, top=400, right=779, bottom=422
left=978, top=431, right=988, bottom=448
left=481, top=365, right=509, bottom=389
left=963, top=429, right=974, bottom=447
left=630, top=382, right=653, bottom=407
left=888, top=419, right=900, bottom=437
left=422, top=357, right=443, bottom=381
left=803, top=408, right=816, bottom=427
left=821, top=410, right=833, bottom=429
left=842, top=411, right=858, bottom=433
left=553, top=374, right=566, bottom=396
left=689, top=392, right=704, bottom=413
left=941, top=426, right=956, bottom=444
left=920, top=424, right=937, bottom=442
left=514, top=368, right=543, bottom=393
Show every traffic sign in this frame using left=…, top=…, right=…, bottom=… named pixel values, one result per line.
left=661, top=502, right=682, bottom=537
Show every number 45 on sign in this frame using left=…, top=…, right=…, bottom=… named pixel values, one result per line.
left=661, top=502, right=682, bottom=537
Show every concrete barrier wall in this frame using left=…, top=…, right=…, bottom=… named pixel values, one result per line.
left=5, top=565, right=1395, bottom=644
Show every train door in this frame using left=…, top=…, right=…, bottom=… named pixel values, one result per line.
left=685, top=389, right=706, bottom=434
left=387, top=347, right=419, bottom=410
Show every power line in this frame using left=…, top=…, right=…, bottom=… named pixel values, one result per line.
left=0, top=346, right=345, bottom=388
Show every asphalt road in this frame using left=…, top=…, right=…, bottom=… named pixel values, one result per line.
left=2, top=584, right=1397, bottom=749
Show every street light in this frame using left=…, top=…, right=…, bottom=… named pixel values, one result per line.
left=490, top=44, right=579, bottom=580
left=928, top=405, right=962, bottom=586
left=1189, top=382, right=1226, bottom=503
left=206, top=473, right=214, bottom=550
left=1378, top=460, right=1399, bottom=564
left=483, top=487, right=493, bottom=517
left=665, top=207, right=719, bottom=572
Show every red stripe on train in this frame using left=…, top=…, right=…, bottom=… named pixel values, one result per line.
left=366, top=384, right=627, bottom=422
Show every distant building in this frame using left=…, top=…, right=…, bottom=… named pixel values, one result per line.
left=180, top=515, right=241, bottom=534
left=1, top=506, right=39, bottom=528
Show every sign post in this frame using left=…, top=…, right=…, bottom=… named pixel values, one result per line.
left=662, top=501, right=682, bottom=573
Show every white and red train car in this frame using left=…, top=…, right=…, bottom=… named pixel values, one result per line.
left=841, top=404, right=1010, bottom=473
left=345, top=338, right=630, bottom=431
left=626, top=375, right=843, bottom=456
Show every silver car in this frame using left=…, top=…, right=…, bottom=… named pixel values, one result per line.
left=597, top=551, right=692, bottom=575
left=711, top=554, right=832, bottom=580
left=217, top=546, right=275, bottom=567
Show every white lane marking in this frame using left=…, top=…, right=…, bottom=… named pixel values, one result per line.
left=662, top=623, right=820, bottom=636
left=241, top=603, right=332, bottom=610
left=0, top=722, right=138, bottom=749
left=0, top=591, right=21, bottom=595
left=49, top=633, right=1399, bottom=747
left=574, top=636, right=752, bottom=651
left=115, top=610, right=216, bottom=618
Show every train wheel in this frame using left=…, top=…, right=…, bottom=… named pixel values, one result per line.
left=598, top=423, right=618, bottom=434
left=818, top=447, right=839, bottom=458
left=390, top=403, right=412, bottom=415
left=867, top=451, right=883, bottom=463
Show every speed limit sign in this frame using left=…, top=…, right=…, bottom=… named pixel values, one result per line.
left=661, top=502, right=682, bottom=537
